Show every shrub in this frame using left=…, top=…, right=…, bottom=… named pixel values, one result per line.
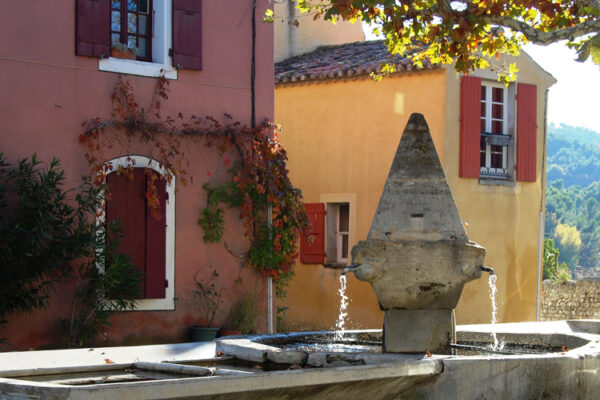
left=0, top=154, right=142, bottom=348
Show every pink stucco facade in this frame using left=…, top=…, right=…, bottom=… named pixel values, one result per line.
left=0, top=0, right=274, bottom=350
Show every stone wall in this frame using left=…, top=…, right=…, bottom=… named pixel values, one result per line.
left=541, top=278, right=600, bottom=320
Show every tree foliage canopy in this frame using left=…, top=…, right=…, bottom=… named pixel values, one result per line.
left=297, top=0, right=600, bottom=80
left=545, top=124, right=600, bottom=274
left=554, top=222, right=582, bottom=267
left=543, top=238, right=572, bottom=281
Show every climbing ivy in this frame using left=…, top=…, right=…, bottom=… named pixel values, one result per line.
left=80, top=76, right=308, bottom=283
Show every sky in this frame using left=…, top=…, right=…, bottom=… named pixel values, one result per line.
left=362, top=25, right=600, bottom=133
left=523, top=42, right=600, bottom=133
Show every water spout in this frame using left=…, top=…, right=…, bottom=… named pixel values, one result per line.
left=479, top=266, right=495, bottom=275
left=342, top=264, right=361, bottom=275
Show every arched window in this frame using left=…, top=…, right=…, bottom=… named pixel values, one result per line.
left=103, top=156, right=175, bottom=310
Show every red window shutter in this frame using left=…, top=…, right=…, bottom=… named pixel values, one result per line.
left=144, top=171, right=167, bottom=298
left=172, top=0, right=202, bottom=70
left=459, top=76, right=482, bottom=178
left=516, top=83, right=538, bottom=182
left=300, top=203, right=325, bottom=264
left=106, top=169, right=147, bottom=296
left=76, top=0, right=110, bottom=58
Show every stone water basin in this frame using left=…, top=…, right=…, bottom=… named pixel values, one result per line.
left=0, top=320, right=599, bottom=399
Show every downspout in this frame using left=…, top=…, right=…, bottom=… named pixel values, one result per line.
left=250, top=0, right=256, bottom=129
left=535, top=88, right=549, bottom=321
left=267, top=206, right=274, bottom=333
left=250, top=0, right=274, bottom=333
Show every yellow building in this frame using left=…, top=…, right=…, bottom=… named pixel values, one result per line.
left=274, top=18, right=556, bottom=330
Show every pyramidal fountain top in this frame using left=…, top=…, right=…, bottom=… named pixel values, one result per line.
left=368, top=113, right=467, bottom=243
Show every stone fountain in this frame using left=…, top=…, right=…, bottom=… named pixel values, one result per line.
left=1, top=114, right=599, bottom=399
left=345, top=113, right=487, bottom=353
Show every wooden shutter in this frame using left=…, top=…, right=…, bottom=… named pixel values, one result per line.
left=145, top=171, right=167, bottom=298
left=516, top=83, right=538, bottom=182
left=76, top=0, right=111, bottom=58
left=172, top=0, right=203, bottom=70
left=106, top=169, right=147, bottom=296
left=300, top=203, right=325, bottom=264
left=459, top=76, right=482, bottom=178
left=106, top=168, right=168, bottom=299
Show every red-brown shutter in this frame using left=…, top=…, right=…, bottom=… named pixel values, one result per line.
left=459, top=76, right=482, bottom=178
left=106, top=169, right=147, bottom=296
left=516, top=83, right=538, bottom=182
left=75, top=0, right=111, bottom=58
left=300, top=203, right=325, bottom=264
left=172, top=0, right=202, bottom=70
left=145, top=171, right=167, bottom=298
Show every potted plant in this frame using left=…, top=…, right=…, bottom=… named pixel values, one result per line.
left=188, top=269, right=222, bottom=342
left=221, top=294, right=258, bottom=337
left=110, top=42, right=138, bottom=60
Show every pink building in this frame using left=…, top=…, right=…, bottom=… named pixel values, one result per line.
left=0, top=0, right=274, bottom=350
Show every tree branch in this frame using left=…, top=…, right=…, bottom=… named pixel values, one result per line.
left=481, top=15, right=600, bottom=45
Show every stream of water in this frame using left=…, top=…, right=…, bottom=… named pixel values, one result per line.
left=488, top=274, right=500, bottom=350
left=334, top=274, right=349, bottom=342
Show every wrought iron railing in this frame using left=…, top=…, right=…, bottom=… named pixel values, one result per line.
left=480, top=133, right=512, bottom=179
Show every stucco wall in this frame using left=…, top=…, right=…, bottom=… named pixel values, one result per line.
left=541, top=279, right=600, bottom=320
left=444, top=53, right=555, bottom=324
left=276, top=70, right=448, bottom=330
left=274, top=0, right=364, bottom=62
left=0, top=0, right=274, bottom=350
left=275, top=51, right=555, bottom=330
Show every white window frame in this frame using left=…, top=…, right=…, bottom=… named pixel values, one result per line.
left=100, top=155, right=176, bottom=311
left=99, top=0, right=177, bottom=79
left=325, top=203, right=350, bottom=264
left=480, top=82, right=511, bottom=179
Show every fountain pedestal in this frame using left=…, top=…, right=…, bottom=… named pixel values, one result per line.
left=384, top=309, right=454, bottom=353
left=348, top=113, right=486, bottom=353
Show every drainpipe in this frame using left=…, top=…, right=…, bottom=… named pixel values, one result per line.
left=535, top=88, right=549, bottom=321
left=268, top=205, right=274, bottom=333
left=250, top=0, right=273, bottom=333
left=250, top=0, right=256, bottom=129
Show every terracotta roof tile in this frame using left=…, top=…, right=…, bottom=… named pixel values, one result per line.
left=275, top=40, right=437, bottom=84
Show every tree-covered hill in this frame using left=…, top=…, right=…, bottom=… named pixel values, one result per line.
left=547, top=124, right=600, bottom=188
left=545, top=124, right=600, bottom=275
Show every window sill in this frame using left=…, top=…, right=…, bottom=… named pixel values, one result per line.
left=479, top=178, right=515, bottom=187
left=104, top=297, right=175, bottom=312
left=134, top=298, right=175, bottom=311
left=323, top=262, right=348, bottom=269
left=99, top=57, right=177, bottom=80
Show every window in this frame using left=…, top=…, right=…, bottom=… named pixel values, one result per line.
left=460, top=76, right=537, bottom=183
left=102, top=156, right=175, bottom=310
left=76, top=0, right=203, bottom=79
left=110, top=0, right=153, bottom=62
left=326, top=203, right=349, bottom=264
left=479, top=83, right=511, bottom=179
left=300, top=199, right=354, bottom=265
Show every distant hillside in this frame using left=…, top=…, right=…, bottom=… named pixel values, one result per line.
left=549, top=123, right=600, bottom=146
left=547, top=124, right=600, bottom=188
left=545, top=124, right=600, bottom=274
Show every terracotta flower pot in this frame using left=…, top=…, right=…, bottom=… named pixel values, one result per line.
left=110, top=48, right=137, bottom=60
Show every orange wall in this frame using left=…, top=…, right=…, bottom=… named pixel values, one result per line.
left=276, top=70, right=448, bottom=330
left=443, top=56, right=555, bottom=324
left=0, top=0, right=274, bottom=350
left=276, top=56, right=554, bottom=330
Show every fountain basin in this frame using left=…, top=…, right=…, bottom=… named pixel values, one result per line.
left=1, top=321, right=599, bottom=399
left=0, top=353, right=440, bottom=400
